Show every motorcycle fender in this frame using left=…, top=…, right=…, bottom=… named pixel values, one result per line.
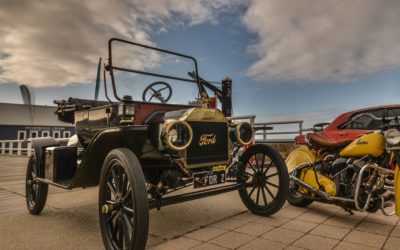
left=285, top=146, right=320, bottom=173
left=395, top=164, right=400, bottom=217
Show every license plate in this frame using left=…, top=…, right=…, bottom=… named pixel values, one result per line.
left=193, top=170, right=226, bottom=188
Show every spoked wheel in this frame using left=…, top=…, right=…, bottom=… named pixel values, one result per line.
left=25, top=155, right=48, bottom=215
left=99, top=148, right=149, bottom=250
left=287, top=170, right=313, bottom=207
left=238, top=144, right=289, bottom=216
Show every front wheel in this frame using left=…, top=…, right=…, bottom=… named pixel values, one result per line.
left=287, top=170, right=313, bottom=207
left=25, top=155, right=48, bottom=215
left=99, top=148, right=149, bottom=250
left=238, top=144, right=289, bottom=216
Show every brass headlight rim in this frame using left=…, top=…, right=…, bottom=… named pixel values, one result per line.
left=236, top=122, right=253, bottom=146
left=165, top=120, right=193, bottom=151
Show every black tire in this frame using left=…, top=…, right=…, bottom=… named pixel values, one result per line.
left=25, top=155, right=48, bottom=215
left=238, top=144, right=289, bottom=216
left=99, top=148, right=149, bottom=250
left=287, top=170, right=313, bottom=207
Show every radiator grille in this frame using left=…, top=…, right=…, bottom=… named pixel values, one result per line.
left=186, top=121, right=229, bottom=166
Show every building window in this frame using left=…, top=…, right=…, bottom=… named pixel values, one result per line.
left=63, top=131, right=71, bottom=138
left=18, top=131, right=26, bottom=140
left=42, top=131, right=50, bottom=137
left=30, top=131, right=38, bottom=138
left=53, top=131, right=60, bottom=139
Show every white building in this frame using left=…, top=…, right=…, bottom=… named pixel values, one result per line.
left=0, top=102, right=75, bottom=141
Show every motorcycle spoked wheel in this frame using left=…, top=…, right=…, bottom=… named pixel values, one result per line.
left=238, top=144, right=289, bottom=216
left=287, top=169, right=313, bottom=207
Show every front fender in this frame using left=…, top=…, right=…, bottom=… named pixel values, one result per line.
left=285, top=146, right=319, bottom=173
left=71, top=125, right=148, bottom=188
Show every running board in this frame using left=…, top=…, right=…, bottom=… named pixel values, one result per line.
left=35, top=177, right=72, bottom=189
left=148, top=183, right=243, bottom=210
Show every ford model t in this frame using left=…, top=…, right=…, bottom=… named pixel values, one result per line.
left=25, top=38, right=289, bottom=249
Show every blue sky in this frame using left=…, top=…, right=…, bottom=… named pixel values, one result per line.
left=1, top=1, right=399, bottom=129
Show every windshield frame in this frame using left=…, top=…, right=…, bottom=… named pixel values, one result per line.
left=105, top=38, right=208, bottom=102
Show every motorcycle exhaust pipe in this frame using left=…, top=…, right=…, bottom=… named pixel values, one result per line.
left=290, top=176, right=354, bottom=203
left=290, top=176, right=329, bottom=199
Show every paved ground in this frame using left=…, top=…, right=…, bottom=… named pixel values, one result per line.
left=0, top=155, right=399, bottom=249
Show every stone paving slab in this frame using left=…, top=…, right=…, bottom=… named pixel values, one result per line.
left=2, top=156, right=400, bottom=249
left=0, top=156, right=246, bottom=249
left=152, top=202, right=400, bottom=250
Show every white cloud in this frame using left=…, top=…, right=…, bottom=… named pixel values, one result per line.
left=0, top=0, right=238, bottom=87
left=242, top=0, right=400, bottom=83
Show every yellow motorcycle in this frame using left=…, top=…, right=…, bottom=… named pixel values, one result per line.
left=286, top=113, right=400, bottom=216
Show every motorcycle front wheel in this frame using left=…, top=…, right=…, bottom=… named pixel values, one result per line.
left=287, top=170, right=313, bottom=207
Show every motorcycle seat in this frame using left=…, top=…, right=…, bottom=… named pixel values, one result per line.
left=306, top=133, right=352, bottom=149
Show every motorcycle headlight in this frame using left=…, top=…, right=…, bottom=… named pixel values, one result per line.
left=231, top=122, right=253, bottom=145
left=163, top=120, right=193, bottom=151
left=385, top=129, right=400, bottom=145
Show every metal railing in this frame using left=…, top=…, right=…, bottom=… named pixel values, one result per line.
left=0, top=138, right=69, bottom=156
left=254, top=120, right=304, bottom=143
left=228, top=115, right=305, bottom=143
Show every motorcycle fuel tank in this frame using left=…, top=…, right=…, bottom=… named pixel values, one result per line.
left=339, top=133, right=385, bottom=158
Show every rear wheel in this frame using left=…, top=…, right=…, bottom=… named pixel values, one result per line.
left=25, top=155, right=48, bottom=215
left=287, top=170, right=313, bottom=207
left=99, top=148, right=149, bottom=250
left=238, top=144, right=289, bottom=216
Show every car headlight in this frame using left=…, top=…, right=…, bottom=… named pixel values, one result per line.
left=231, top=122, right=253, bottom=145
left=385, top=129, right=400, bottom=145
left=163, top=120, right=193, bottom=151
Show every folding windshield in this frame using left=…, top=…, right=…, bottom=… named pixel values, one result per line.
left=106, top=38, right=208, bottom=105
left=342, top=109, right=384, bottom=130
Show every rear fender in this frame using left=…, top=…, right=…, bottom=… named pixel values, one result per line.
left=285, top=146, right=320, bottom=173
left=28, top=137, right=59, bottom=177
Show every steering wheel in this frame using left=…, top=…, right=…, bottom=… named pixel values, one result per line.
left=142, top=81, right=172, bottom=103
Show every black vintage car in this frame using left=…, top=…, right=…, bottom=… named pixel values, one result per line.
left=25, top=38, right=289, bottom=250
